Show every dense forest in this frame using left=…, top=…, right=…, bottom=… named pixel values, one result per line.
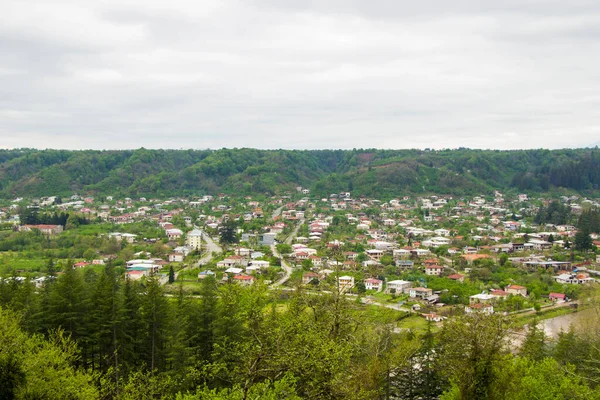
left=3, top=264, right=600, bottom=399
left=0, top=148, right=599, bottom=198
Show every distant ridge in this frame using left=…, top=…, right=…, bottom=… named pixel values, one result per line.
left=0, top=148, right=598, bottom=198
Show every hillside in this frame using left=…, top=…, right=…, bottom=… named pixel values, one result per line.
left=0, top=148, right=599, bottom=198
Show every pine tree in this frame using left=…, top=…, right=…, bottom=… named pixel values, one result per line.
left=168, top=265, right=175, bottom=284
left=139, top=276, right=170, bottom=371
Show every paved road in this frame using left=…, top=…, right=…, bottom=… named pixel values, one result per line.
left=271, top=218, right=304, bottom=287
left=272, top=206, right=283, bottom=219
left=169, top=228, right=222, bottom=283
left=197, top=230, right=222, bottom=266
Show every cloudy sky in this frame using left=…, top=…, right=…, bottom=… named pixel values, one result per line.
left=2, top=0, right=600, bottom=150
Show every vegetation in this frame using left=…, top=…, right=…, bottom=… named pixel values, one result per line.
left=1, top=148, right=600, bottom=198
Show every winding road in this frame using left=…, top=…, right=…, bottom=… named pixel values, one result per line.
left=271, top=218, right=304, bottom=287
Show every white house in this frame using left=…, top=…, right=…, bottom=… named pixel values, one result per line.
left=338, top=276, right=355, bottom=291
left=425, top=265, right=444, bottom=276
left=386, top=280, right=412, bottom=294
left=364, top=278, right=383, bottom=292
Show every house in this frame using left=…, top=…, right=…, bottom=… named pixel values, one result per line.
left=186, top=229, right=203, bottom=250
left=366, top=249, right=384, bottom=261
left=393, top=249, right=411, bottom=259
left=469, top=293, right=495, bottom=304
left=168, top=254, right=184, bottom=263
left=364, top=278, right=383, bottom=292
left=19, top=224, right=63, bottom=236
left=260, top=232, right=278, bottom=245
left=409, top=287, right=433, bottom=299
left=73, top=261, right=89, bottom=268
left=224, top=267, right=244, bottom=275
left=490, top=289, right=509, bottom=300
left=217, top=255, right=247, bottom=268
left=338, top=276, right=355, bottom=291
left=447, top=273, right=464, bottom=282
left=425, top=265, right=444, bottom=276
left=302, top=272, right=320, bottom=285
left=126, top=270, right=146, bottom=280
left=395, top=260, right=414, bottom=269
left=386, top=280, right=412, bottom=294
left=554, top=273, right=595, bottom=284
left=166, top=228, right=183, bottom=240
left=549, top=292, right=566, bottom=302
left=505, top=284, right=527, bottom=297
left=466, top=303, right=494, bottom=314
left=422, top=313, right=446, bottom=322
left=198, top=270, right=216, bottom=280
left=233, top=275, right=255, bottom=286
left=411, top=249, right=431, bottom=257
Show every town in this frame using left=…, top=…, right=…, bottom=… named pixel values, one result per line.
left=2, top=188, right=599, bottom=329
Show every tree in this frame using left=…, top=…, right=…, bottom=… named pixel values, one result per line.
left=574, top=229, right=593, bottom=252
left=219, top=220, right=237, bottom=249
left=520, top=318, right=546, bottom=362
left=0, top=306, right=98, bottom=399
left=168, top=266, right=175, bottom=284
left=139, top=276, right=170, bottom=371
left=438, top=313, right=510, bottom=400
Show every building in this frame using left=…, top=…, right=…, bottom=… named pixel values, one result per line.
left=186, top=229, right=203, bottom=251
left=338, top=276, right=355, bottom=291
left=19, top=224, right=63, bottom=236
left=469, top=293, right=495, bottom=304
left=447, top=273, right=465, bottom=282
left=505, top=284, right=528, bottom=297
left=166, top=228, right=183, bottom=240
left=466, top=303, right=494, bottom=314
left=409, top=287, right=433, bottom=299
left=233, top=275, right=255, bottom=286
left=302, top=272, right=320, bottom=285
left=364, top=278, right=383, bottom=292
left=425, top=265, right=444, bottom=276
left=386, top=280, right=412, bottom=294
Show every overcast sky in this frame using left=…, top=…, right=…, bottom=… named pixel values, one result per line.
left=2, top=0, right=600, bottom=150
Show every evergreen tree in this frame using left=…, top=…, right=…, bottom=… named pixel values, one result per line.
left=168, top=265, right=175, bottom=284
left=520, top=319, right=547, bottom=362
left=575, top=229, right=593, bottom=252
left=139, top=276, right=170, bottom=371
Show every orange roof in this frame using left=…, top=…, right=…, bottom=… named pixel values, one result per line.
left=461, top=254, right=490, bottom=261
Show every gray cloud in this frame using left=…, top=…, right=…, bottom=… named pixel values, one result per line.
left=1, top=0, right=600, bottom=150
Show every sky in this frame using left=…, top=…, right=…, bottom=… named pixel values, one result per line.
left=2, top=0, right=600, bottom=150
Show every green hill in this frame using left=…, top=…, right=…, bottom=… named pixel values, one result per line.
left=0, top=148, right=599, bottom=198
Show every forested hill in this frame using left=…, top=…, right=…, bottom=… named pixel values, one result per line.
left=0, top=148, right=599, bottom=198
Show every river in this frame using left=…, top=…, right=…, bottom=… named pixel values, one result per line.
left=540, top=308, right=596, bottom=338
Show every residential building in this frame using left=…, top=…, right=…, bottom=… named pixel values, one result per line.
left=386, top=280, right=412, bottom=294
left=364, top=278, right=383, bottom=292
left=505, top=284, right=527, bottom=297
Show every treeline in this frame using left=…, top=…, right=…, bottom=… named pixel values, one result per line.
left=19, top=207, right=89, bottom=228
left=2, top=264, right=600, bottom=399
left=1, top=148, right=600, bottom=198
left=579, top=208, right=600, bottom=234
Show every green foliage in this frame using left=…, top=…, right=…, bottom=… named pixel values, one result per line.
left=0, top=306, right=98, bottom=399
left=1, top=148, right=600, bottom=198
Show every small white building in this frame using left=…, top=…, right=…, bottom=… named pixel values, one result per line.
left=386, top=280, right=412, bottom=294
left=364, top=278, right=383, bottom=292
left=338, top=276, right=355, bottom=291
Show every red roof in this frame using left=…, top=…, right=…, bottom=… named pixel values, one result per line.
left=448, top=274, right=464, bottom=280
left=506, top=284, right=526, bottom=290
left=549, top=292, right=566, bottom=299
left=233, top=275, right=254, bottom=281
